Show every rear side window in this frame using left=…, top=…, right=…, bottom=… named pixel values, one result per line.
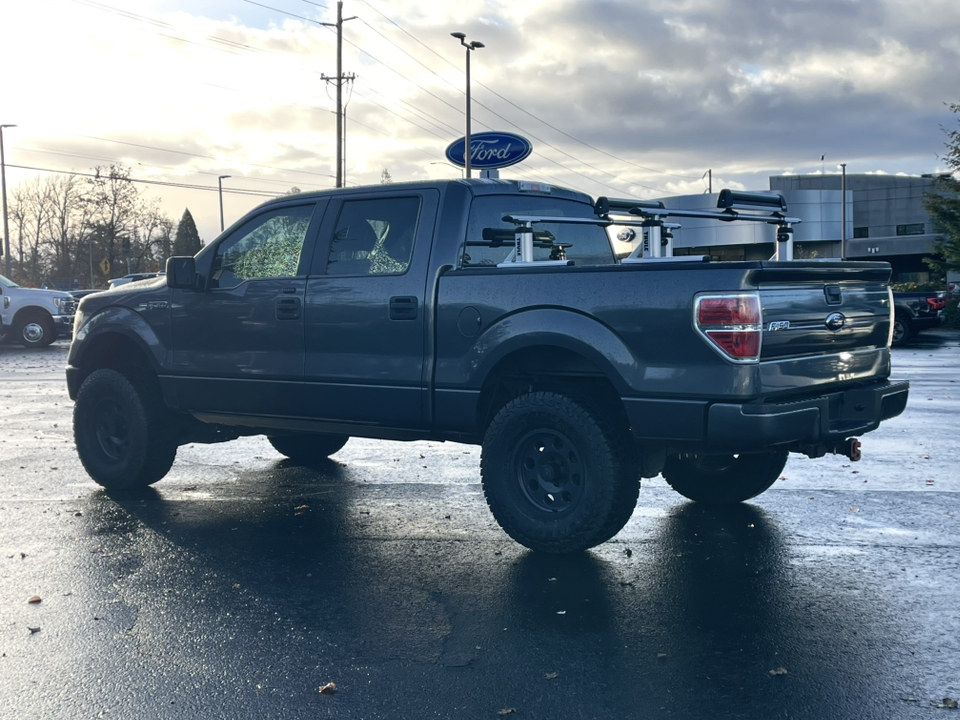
left=326, top=197, right=421, bottom=276
left=462, top=196, right=614, bottom=268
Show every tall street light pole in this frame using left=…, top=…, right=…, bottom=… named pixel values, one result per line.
left=451, top=33, right=483, bottom=179
left=218, top=175, right=231, bottom=232
left=837, top=163, right=848, bottom=259
left=1, top=124, right=15, bottom=278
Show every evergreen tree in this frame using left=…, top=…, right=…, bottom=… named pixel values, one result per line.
left=924, top=102, right=960, bottom=275
left=172, top=209, right=202, bottom=256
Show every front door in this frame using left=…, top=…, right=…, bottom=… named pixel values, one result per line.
left=169, top=201, right=324, bottom=417
left=302, top=190, right=439, bottom=429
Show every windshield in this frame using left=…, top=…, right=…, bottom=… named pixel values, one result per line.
left=463, top=195, right=615, bottom=268
left=0, top=273, right=20, bottom=288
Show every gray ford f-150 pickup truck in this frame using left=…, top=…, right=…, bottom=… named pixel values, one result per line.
left=66, top=179, right=909, bottom=553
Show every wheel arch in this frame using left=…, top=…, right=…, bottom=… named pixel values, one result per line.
left=69, top=307, right=166, bottom=395
left=475, top=343, right=630, bottom=437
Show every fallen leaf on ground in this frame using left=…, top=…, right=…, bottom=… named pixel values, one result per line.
left=28, top=627, right=40, bottom=634
left=545, top=672, right=558, bottom=679
left=28, top=596, right=41, bottom=604
left=769, top=667, right=788, bottom=676
left=849, top=507, right=861, bottom=513
left=657, top=653, right=668, bottom=659
left=498, top=708, right=516, bottom=716
left=318, top=682, right=337, bottom=695
left=556, top=610, right=566, bottom=615
left=937, top=698, right=958, bottom=709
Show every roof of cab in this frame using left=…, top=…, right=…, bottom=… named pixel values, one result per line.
left=257, top=178, right=594, bottom=208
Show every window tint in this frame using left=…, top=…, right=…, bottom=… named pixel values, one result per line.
left=211, top=204, right=315, bottom=289
left=326, top=197, right=421, bottom=276
left=462, top=196, right=614, bottom=268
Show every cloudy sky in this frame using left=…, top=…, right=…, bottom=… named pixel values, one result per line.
left=1, top=0, right=958, bottom=241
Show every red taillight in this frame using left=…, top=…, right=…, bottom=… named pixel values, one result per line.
left=695, top=293, right=762, bottom=362
left=926, top=297, right=945, bottom=311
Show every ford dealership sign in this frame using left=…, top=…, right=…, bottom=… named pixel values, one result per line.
left=445, top=131, right=533, bottom=170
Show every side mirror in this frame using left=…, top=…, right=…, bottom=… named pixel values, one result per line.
left=166, top=256, right=198, bottom=290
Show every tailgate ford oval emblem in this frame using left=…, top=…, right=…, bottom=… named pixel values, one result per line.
left=825, top=312, right=846, bottom=331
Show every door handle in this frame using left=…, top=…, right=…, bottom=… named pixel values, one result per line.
left=276, top=296, right=301, bottom=320
left=389, top=296, right=418, bottom=321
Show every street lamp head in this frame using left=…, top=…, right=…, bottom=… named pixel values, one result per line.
left=219, top=175, right=231, bottom=180
left=0, top=124, right=16, bottom=130
left=470, top=41, right=485, bottom=49
left=450, top=31, right=466, bottom=40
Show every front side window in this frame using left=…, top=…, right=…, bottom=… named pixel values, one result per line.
left=211, top=204, right=315, bottom=289
left=326, top=197, right=421, bottom=276
left=462, top=196, right=615, bottom=267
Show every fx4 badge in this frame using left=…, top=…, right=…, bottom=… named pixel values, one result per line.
left=768, top=321, right=790, bottom=331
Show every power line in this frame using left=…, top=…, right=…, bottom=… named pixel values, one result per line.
left=6, top=164, right=283, bottom=198
left=354, top=0, right=697, bottom=183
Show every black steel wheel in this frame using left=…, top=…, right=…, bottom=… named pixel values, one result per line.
left=662, top=449, right=788, bottom=504
left=15, top=313, right=56, bottom=348
left=481, top=391, right=639, bottom=554
left=74, top=369, right=178, bottom=489
left=268, top=433, right=349, bottom=463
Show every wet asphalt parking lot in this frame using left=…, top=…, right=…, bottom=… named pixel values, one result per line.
left=1, top=331, right=959, bottom=720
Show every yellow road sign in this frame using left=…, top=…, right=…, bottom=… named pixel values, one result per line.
left=99, top=258, right=110, bottom=275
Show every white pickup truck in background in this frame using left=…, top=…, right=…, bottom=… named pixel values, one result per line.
left=0, top=273, right=76, bottom=348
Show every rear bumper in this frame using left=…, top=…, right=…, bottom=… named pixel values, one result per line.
left=625, top=379, right=910, bottom=450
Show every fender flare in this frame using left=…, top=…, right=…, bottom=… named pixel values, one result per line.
left=465, top=307, right=642, bottom=394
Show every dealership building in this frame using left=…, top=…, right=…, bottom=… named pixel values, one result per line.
left=651, top=172, right=950, bottom=283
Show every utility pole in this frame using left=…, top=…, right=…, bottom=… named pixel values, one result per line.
left=321, top=1, right=356, bottom=188
left=1, top=124, right=15, bottom=278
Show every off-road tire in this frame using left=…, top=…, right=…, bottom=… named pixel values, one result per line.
left=662, top=449, right=789, bottom=504
left=268, top=433, right=349, bottom=463
left=15, top=313, right=56, bottom=348
left=74, top=369, right=178, bottom=489
left=891, top=313, right=911, bottom=346
left=480, top=391, right=639, bottom=554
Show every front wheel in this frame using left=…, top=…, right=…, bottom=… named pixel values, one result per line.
left=15, top=314, right=56, bottom=348
left=268, top=433, right=349, bottom=463
left=74, top=369, right=178, bottom=489
left=481, top=391, right=639, bottom=554
left=662, top=449, right=788, bottom=504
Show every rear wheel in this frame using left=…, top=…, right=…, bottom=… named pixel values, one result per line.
left=15, top=313, right=56, bottom=348
left=268, top=433, right=349, bottom=463
left=891, top=313, right=911, bottom=346
left=662, top=449, right=788, bottom=504
left=74, top=369, right=178, bottom=489
left=481, top=391, right=639, bottom=554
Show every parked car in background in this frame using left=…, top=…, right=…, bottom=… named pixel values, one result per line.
left=0, top=273, right=76, bottom=347
left=891, top=290, right=945, bottom=345
left=108, top=272, right=164, bottom=290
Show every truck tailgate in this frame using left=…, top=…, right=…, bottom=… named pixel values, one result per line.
left=753, top=263, right=891, bottom=360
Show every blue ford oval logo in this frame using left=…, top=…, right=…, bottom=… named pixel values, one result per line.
left=445, top=131, right=533, bottom=170
left=825, top=312, right=846, bottom=331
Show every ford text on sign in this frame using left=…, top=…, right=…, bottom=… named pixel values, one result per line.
left=445, top=132, right=533, bottom=170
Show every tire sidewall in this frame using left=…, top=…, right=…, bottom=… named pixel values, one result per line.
left=74, top=369, right=155, bottom=489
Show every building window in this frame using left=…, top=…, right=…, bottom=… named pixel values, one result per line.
left=853, top=227, right=869, bottom=238
left=896, top=223, right=925, bottom=236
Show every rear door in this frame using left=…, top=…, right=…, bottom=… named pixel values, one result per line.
left=301, top=189, right=439, bottom=429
